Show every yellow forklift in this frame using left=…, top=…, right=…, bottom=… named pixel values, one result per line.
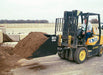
left=55, top=10, right=103, bottom=64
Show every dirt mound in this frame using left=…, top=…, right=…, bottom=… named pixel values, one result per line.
left=0, top=32, right=48, bottom=75
left=3, top=34, right=13, bottom=42
left=0, top=46, right=21, bottom=75
left=13, top=32, right=48, bottom=58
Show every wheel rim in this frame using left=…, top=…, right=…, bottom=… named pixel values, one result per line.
left=79, top=50, right=86, bottom=61
left=100, top=48, right=103, bottom=54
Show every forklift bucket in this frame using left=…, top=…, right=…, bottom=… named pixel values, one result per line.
left=30, top=34, right=58, bottom=58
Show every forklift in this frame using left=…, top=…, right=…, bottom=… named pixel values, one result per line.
left=55, top=10, right=103, bottom=64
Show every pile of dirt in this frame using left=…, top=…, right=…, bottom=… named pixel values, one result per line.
left=0, top=32, right=48, bottom=75
left=0, top=46, right=21, bottom=75
left=13, top=32, right=48, bottom=58
left=3, top=34, right=13, bottom=42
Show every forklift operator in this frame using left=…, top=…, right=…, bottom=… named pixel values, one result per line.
left=82, top=18, right=92, bottom=41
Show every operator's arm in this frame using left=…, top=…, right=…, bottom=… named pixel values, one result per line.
left=87, top=23, right=92, bottom=32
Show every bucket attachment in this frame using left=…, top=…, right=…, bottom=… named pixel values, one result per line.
left=30, top=34, right=58, bottom=58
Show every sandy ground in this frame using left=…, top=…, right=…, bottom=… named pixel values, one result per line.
left=11, top=54, right=103, bottom=75
left=0, top=23, right=55, bottom=34
left=5, top=24, right=103, bottom=35
left=6, top=28, right=55, bottom=35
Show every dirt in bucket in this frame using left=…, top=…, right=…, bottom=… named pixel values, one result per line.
left=13, top=32, right=48, bottom=58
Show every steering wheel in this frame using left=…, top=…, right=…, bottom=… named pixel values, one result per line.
left=77, top=26, right=84, bottom=39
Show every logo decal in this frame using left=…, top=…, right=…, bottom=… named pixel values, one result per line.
left=52, top=36, right=56, bottom=42
left=89, top=37, right=98, bottom=43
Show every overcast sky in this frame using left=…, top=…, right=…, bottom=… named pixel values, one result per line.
left=0, top=0, right=103, bottom=23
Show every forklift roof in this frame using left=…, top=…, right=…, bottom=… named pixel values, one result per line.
left=81, top=13, right=99, bottom=16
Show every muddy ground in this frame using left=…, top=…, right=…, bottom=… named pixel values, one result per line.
left=0, top=46, right=21, bottom=75
left=11, top=54, right=103, bottom=75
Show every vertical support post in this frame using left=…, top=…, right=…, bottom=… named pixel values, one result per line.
left=98, top=14, right=101, bottom=44
left=58, top=34, right=62, bottom=46
left=55, top=18, right=57, bottom=35
left=68, top=35, right=71, bottom=47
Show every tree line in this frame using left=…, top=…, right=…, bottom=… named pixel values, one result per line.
left=0, top=20, right=49, bottom=23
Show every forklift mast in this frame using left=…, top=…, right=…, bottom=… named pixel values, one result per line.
left=63, top=11, right=79, bottom=47
left=55, top=10, right=82, bottom=48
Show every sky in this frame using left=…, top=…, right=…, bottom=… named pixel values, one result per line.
left=0, top=0, right=103, bottom=23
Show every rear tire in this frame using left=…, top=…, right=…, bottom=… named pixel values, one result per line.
left=58, top=50, right=65, bottom=59
left=74, top=47, right=87, bottom=64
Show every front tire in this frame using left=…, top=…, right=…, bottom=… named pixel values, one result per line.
left=98, top=46, right=103, bottom=56
left=58, top=50, right=65, bottom=59
left=74, top=47, right=87, bottom=64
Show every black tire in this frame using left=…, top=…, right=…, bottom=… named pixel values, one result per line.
left=98, top=46, right=103, bottom=57
left=58, top=50, right=65, bottom=59
left=74, top=47, right=87, bottom=64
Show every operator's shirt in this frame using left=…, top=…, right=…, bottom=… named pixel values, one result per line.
left=82, top=22, right=92, bottom=32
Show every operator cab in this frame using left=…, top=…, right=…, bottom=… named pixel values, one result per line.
left=77, top=13, right=100, bottom=45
